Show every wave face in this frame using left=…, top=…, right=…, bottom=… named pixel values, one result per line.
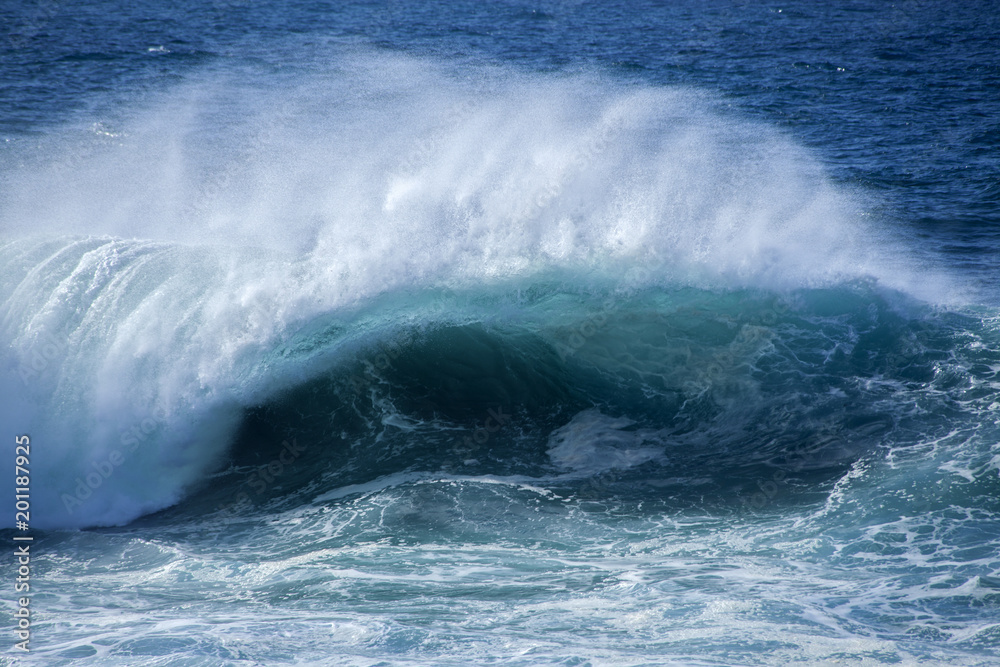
left=2, top=53, right=971, bottom=530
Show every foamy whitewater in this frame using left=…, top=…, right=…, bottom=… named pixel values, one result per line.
left=1, top=2, right=999, bottom=664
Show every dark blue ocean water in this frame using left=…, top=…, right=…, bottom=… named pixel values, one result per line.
left=2, top=1, right=999, bottom=665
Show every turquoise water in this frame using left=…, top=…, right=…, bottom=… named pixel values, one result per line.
left=2, top=1, right=999, bottom=664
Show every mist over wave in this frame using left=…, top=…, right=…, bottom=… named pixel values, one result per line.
left=0, top=52, right=972, bottom=529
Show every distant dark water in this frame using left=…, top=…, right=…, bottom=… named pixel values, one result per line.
left=2, top=1, right=999, bottom=665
